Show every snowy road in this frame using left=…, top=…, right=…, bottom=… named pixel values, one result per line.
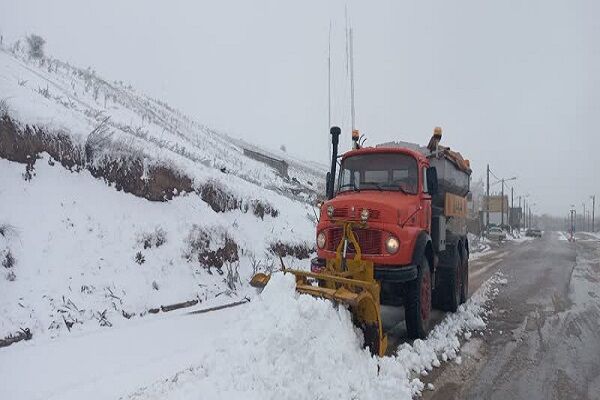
left=0, top=304, right=243, bottom=400
left=423, top=232, right=600, bottom=400
left=384, top=240, right=514, bottom=353
left=1, top=251, right=505, bottom=400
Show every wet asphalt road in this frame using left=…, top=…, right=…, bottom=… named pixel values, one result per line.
left=424, top=232, right=600, bottom=400
left=384, top=239, right=525, bottom=352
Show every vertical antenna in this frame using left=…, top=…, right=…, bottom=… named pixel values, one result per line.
left=345, top=5, right=349, bottom=75
left=328, top=20, right=332, bottom=162
left=349, top=27, right=355, bottom=132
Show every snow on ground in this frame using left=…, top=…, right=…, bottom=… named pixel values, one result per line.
left=504, top=229, right=535, bottom=244
left=584, top=232, right=600, bottom=240
left=468, top=233, right=492, bottom=261
left=567, top=243, right=600, bottom=307
left=0, top=155, right=315, bottom=340
left=0, top=272, right=505, bottom=400
left=558, top=231, right=569, bottom=241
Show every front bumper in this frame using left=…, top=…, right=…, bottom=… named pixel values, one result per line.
left=374, top=264, right=418, bottom=283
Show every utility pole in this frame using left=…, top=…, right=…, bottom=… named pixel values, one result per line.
left=501, top=179, right=505, bottom=227
left=523, top=198, right=527, bottom=229
left=592, top=195, right=596, bottom=232
left=570, top=207, right=576, bottom=236
left=498, top=176, right=516, bottom=228
left=486, top=164, right=490, bottom=231
left=583, top=202, right=587, bottom=232
left=519, top=196, right=522, bottom=230
left=511, top=187, right=514, bottom=229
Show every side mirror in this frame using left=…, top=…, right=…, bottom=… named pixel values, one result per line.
left=426, top=167, right=439, bottom=196
left=325, top=172, right=331, bottom=198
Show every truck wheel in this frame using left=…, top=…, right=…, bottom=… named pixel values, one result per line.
left=434, top=246, right=461, bottom=312
left=460, top=245, right=469, bottom=304
left=404, top=257, right=431, bottom=339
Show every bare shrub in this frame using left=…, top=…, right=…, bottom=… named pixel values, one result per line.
left=0, top=98, right=9, bottom=118
left=2, top=250, right=15, bottom=269
left=96, top=310, right=112, bottom=327
left=251, top=199, right=279, bottom=219
left=139, top=228, right=167, bottom=249
left=84, top=116, right=112, bottom=161
left=249, top=253, right=276, bottom=277
left=200, top=180, right=241, bottom=213
left=37, top=85, right=50, bottom=98
left=26, top=34, right=46, bottom=59
left=0, top=224, right=16, bottom=238
left=269, top=241, right=314, bottom=260
left=134, top=251, right=145, bottom=265
left=224, top=261, right=241, bottom=291
left=249, top=253, right=263, bottom=276
left=6, top=270, right=16, bottom=281
left=22, top=162, right=35, bottom=181
left=199, top=181, right=278, bottom=220
left=184, top=225, right=239, bottom=273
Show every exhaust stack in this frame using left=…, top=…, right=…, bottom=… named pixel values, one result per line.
left=327, top=126, right=341, bottom=200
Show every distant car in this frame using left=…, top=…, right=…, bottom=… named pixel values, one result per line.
left=486, top=227, right=507, bottom=241
left=526, top=229, right=542, bottom=238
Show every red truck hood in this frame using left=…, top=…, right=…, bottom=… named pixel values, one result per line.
left=323, top=191, right=420, bottom=225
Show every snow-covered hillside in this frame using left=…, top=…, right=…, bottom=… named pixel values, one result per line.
left=0, top=43, right=325, bottom=199
left=0, top=41, right=324, bottom=341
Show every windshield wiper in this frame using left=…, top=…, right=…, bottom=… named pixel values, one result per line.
left=365, top=182, right=411, bottom=194
left=387, top=183, right=409, bottom=194
left=339, top=182, right=360, bottom=192
left=362, top=181, right=384, bottom=191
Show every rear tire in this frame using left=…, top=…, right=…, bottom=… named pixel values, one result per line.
left=434, top=246, right=461, bottom=312
left=404, top=257, right=432, bottom=339
left=460, top=244, right=469, bottom=304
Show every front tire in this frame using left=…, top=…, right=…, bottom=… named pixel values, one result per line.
left=404, top=257, right=432, bottom=339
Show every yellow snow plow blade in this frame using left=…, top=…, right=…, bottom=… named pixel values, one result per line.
left=250, top=221, right=387, bottom=356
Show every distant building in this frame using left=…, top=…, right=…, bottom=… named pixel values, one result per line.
left=482, top=195, right=509, bottom=227
left=509, top=207, right=522, bottom=228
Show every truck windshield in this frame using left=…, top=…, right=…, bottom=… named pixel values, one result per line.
left=337, top=153, right=419, bottom=194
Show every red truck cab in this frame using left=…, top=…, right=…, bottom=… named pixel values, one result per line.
left=316, top=146, right=434, bottom=281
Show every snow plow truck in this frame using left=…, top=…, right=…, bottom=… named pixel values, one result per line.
left=251, top=126, right=471, bottom=356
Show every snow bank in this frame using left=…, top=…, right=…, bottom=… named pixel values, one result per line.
left=125, top=273, right=503, bottom=400
left=468, top=233, right=492, bottom=260
left=558, top=231, right=569, bottom=241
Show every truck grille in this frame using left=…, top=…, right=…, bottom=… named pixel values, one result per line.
left=326, top=228, right=382, bottom=255
left=332, top=208, right=381, bottom=220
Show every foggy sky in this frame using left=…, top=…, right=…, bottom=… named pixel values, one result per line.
left=1, top=0, right=598, bottom=216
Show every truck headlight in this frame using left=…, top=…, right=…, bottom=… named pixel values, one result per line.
left=327, top=205, right=334, bottom=218
left=385, top=236, right=400, bottom=254
left=360, top=208, right=370, bottom=222
left=317, top=232, right=326, bottom=249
